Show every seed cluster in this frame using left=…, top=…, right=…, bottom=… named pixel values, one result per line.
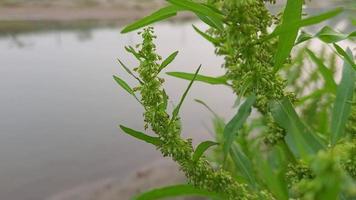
left=134, top=27, right=274, bottom=200
left=207, top=0, right=293, bottom=144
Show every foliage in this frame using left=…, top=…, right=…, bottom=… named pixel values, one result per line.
left=115, top=0, right=356, bottom=199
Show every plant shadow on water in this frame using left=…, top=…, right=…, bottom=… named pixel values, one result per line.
left=0, top=3, right=355, bottom=200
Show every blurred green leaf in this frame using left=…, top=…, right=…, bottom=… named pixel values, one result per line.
left=193, top=141, right=218, bottom=161
left=159, top=51, right=179, bottom=72
left=117, top=59, right=143, bottom=84
left=172, top=65, right=201, bottom=121
left=306, top=49, right=337, bottom=93
left=271, top=98, right=325, bottom=159
left=125, top=46, right=141, bottom=60
left=113, top=75, right=135, bottom=96
left=255, top=151, right=288, bottom=200
left=167, top=0, right=223, bottom=30
left=132, top=184, right=222, bottom=200
left=333, top=44, right=356, bottom=70
left=330, top=48, right=356, bottom=145
left=274, top=0, right=303, bottom=70
left=192, top=25, right=219, bottom=45
left=223, top=95, right=256, bottom=161
left=167, top=71, right=228, bottom=85
left=121, top=5, right=181, bottom=33
left=270, top=7, right=344, bottom=41
left=230, top=144, right=257, bottom=188
left=296, top=26, right=356, bottom=45
left=120, top=125, right=161, bottom=146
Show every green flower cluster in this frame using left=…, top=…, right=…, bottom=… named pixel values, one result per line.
left=134, top=27, right=274, bottom=200
left=286, top=162, right=314, bottom=187
left=207, top=0, right=294, bottom=144
left=290, top=151, right=347, bottom=199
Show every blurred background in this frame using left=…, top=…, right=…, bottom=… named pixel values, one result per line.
left=0, top=0, right=355, bottom=199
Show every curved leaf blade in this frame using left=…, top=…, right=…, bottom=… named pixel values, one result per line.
left=167, top=71, right=228, bottom=85
left=274, top=0, right=303, bottom=70
left=121, top=6, right=180, bottom=33
left=192, top=25, right=219, bottom=45
left=159, top=51, right=179, bottom=72
left=296, top=26, right=356, bottom=45
left=120, top=125, right=161, bottom=146
left=132, top=184, right=221, bottom=200
left=230, top=144, right=257, bottom=187
left=117, top=59, right=143, bottom=84
left=113, top=75, right=134, bottom=95
left=306, top=49, right=337, bottom=93
left=330, top=48, right=356, bottom=145
left=193, top=141, right=218, bottom=161
left=271, top=98, right=325, bottom=159
left=171, top=65, right=201, bottom=121
left=223, top=95, right=256, bottom=160
left=167, top=0, right=223, bottom=30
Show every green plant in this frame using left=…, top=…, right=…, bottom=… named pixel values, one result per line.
left=114, top=0, right=356, bottom=199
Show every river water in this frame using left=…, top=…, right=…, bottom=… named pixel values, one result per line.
left=0, top=4, right=354, bottom=200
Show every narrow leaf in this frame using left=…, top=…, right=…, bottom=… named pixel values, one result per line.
left=306, top=49, right=337, bottom=93
left=133, top=184, right=221, bottom=200
left=269, top=8, right=344, bottom=41
left=274, top=0, right=303, bottom=70
left=117, top=59, right=143, bottom=84
left=333, top=44, right=356, bottom=70
left=223, top=95, right=256, bottom=160
left=271, top=98, right=325, bottom=159
left=172, top=65, right=201, bottom=120
left=298, top=7, right=344, bottom=27
left=296, top=26, right=356, bottom=45
left=167, top=0, right=223, bottom=30
left=193, top=141, right=218, bottom=161
left=121, top=5, right=181, bottom=33
left=159, top=51, right=179, bottom=72
left=192, top=25, right=219, bottom=44
left=255, top=151, right=288, bottom=200
left=120, top=125, right=161, bottom=146
left=113, top=75, right=134, bottom=95
left=330, top=49, right=356, bottom=145
left=167, top=71, right=228, bottom=85
left=125, top=46, right=141, bottom=60
left=230, top=144, right=257, bottom=187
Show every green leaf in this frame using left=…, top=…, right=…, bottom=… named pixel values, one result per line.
left=330, top=49, right=356, bottom=145
left=171, top=65, right=201, bottom=121
left=306, top=49, right=337, bottom=93
left=194, top=99, right=219, bottom=117
left=230, top=144, right=257, bottom=188
left=270, top=8, right=344, bottom=41
left=195, top=13, right=223, bottom=31
left=298, top=7, right=344, bottom=28
left=159, top=51, right=179, bottom=72
left=274, top=0, right=303, bottom=70
left=192, top=25, right=219, bottom=45
left=296, top=26, right=356, bottom=45
left=333, top=44, right=356, bottom=70
left=120, top=125, right=161, bottom=146
left=193, top=141, right=218, bottom=161
left=125, top=46, right=141, bottom=60
left=271, top=98, right=325, bottom=159
left=255, top=150, right=288, bottom=200
left=166, top=71, right=228, bottom=85
left=121, top=5, right=181, bottom=33
left=223, top=95, right=256, bottom=160
left=132, top=184, right=222, bottom=200
left=117, top=59, right=143, bottom=84
left=167, top=0, right=223, bottom=30
left=113, top=75, right=135, bottom=95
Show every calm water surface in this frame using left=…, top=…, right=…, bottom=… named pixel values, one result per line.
left=0, top=5, right=354, bottom=200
